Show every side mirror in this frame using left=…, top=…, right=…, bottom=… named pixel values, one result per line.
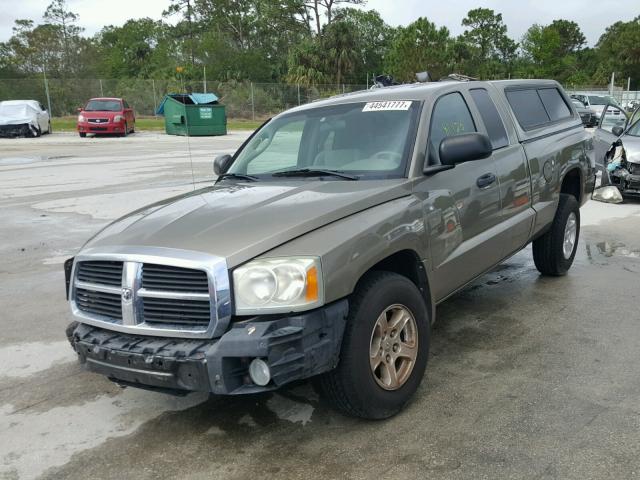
left=213, top=154, right=233, bottom=175
left=612, top=125, right=624, bottom=136
left=76, top=107, right=82, bottom=113
left=439, top=133, right=492, bottom=166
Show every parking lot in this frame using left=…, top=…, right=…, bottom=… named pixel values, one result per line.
left=1, top=132, right=640, bottom=479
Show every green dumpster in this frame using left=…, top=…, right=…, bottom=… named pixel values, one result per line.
left=156, top=93, right=227, bottom=136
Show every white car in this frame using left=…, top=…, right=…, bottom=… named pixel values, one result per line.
left=0, top=100, right=51, bottom=137
left=570, top=94, right=623, bottom=121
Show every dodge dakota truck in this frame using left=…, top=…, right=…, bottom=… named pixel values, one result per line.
left=66, top=79, right=595, bottom=419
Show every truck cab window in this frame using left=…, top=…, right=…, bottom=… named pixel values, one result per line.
left=538, top=88, right=571, bottom=121
left=429, top=92, right=476, bottom=164
left=506, top=89, right=551, bottom=130
left=470, top=88, right=509, bottom=149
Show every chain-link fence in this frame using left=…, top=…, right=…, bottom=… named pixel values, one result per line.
left=0, top=78, right=368, bottom=118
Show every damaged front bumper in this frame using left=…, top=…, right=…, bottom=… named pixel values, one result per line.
left=0, top=123, right=36, bottom=138
left=68, top=300, right=348, bottom=395
left=610, top=167, right=640, bottom=196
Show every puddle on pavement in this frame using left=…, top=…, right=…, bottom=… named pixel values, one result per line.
left=585, top=241, right=640, bottom=261
left=0, top=341, right=75, bottom=378
left=0, top=389, right=207, bottom=479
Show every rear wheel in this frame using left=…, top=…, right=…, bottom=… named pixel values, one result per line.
left=316, top=271, right=430, bottom=419
left=533, top=193, right=580, bottom=276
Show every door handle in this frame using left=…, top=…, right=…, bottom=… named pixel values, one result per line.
left=476, top=173, right=497, bottom=189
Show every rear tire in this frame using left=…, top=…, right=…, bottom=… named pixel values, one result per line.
left=533, top=193, right=580, bottom=276
left=316, top=271, right=430, bottom=419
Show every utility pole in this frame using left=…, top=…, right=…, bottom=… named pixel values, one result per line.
left=250, top=82, right=255, bottom=121
left=610, top=72, right=615, bottom=96
left=43, top=65, right=52, bottom=116
left=203, top=65, right=207, bottom=93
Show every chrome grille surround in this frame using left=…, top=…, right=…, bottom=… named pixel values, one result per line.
left=69, top=246, right=231, bottom=339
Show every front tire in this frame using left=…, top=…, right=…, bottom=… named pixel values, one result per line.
left=79, top=132, right=86, bottom=138
left=316, top=271, right=430, bottom=419
left=533, top=193, right=580, bottom=276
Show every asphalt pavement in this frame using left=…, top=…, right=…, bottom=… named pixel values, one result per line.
left=1, top=132, right=639, bottom=480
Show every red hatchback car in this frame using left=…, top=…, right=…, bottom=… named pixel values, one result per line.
left=77, top=97, right=135, bottom=137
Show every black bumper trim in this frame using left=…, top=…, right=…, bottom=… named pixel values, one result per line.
left=70, top=299, right=349, bottom=395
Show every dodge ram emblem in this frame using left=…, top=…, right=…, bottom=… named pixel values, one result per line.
left=121, top=288, right=133, bottom=302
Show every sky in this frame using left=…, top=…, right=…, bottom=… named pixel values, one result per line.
left=0, top=0, right=638, bottom=46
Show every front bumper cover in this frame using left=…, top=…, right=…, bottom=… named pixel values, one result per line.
left=69, top=299, right=348, bottom=395
left=0, top=123, right=35, bottom=137
left=77, top=122, right=125, bottom=134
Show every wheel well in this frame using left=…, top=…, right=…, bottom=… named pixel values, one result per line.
left=561, top=169, right=582, bottom=204
left=366, top=250, right=430, bottom=302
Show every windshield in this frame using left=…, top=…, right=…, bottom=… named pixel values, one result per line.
left=228, top=101, right=420, bottom=179
left=84, top=100, right=122, bottom=112
left=628, top=119, right=640, bottom=137
left=588, top=95, right=617, bottom=106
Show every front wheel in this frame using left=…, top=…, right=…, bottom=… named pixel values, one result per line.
left=532, top=193, right=580, bottom=276
left=79, top=132, right=86, bottom=138
left=316, top=271, right=430, bottom=419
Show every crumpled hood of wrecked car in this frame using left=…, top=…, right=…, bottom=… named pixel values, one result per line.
left=82, top=179, right=412, bottom=267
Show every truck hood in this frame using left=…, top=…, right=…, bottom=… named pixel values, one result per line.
left=83, top=179, right=412, bottom=267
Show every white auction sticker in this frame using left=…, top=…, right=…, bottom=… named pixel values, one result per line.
left=362, top=101, right=412, bottom=112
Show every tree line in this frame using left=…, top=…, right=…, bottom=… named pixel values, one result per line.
left=1, top=0, right=639, bottom=89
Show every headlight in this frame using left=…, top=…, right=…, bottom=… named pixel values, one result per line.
left=113, top=115, right=124, bottom=122
left=232, top=257, right=323, bottom=314
left=77, top=115, right=85, bottom=122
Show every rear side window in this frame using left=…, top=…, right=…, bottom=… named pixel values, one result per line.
left=429, top=92, right=476, bottom=163
left=505, top=89, right=550, bottom=130
left=470, top=88, right=509, bottom=149
left=538, top=88, right=571, bottom=121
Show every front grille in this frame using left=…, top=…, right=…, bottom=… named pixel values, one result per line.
left=89, top=127, right=108, bottom=131
left=142, top=297, right=211, bottom=326
left=75, top=287, right=122, bottom=319
left=76, top=261, right=123, bottom=286
left=71, top=253, right=226, bottom=338
left=142, top=264, right=209, bottom=293
left=88, top=118, right=109, bottom=124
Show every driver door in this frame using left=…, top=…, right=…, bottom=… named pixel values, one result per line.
left=594, top=103, right=628, bottom=170
left=415, top=90, right=502, bottom=301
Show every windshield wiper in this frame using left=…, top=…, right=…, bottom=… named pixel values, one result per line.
left=271, top=168, right=359, bottom=180
left=216, top=173, right=258, bottom=182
